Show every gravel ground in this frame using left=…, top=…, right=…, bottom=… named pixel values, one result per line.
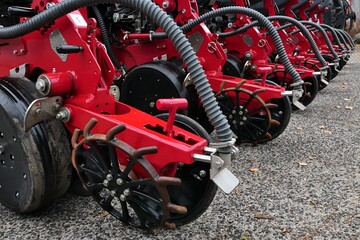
left=1, top=50, right=360, bottom=239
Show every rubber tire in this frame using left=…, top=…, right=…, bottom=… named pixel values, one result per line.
left=0, top=77, right=72, bottom=213
left=156, top=113, right=218, bottom=226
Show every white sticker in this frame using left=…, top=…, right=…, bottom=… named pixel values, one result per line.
left=69, top=13, right=87, bottom=27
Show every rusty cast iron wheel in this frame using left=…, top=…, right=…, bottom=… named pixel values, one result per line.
left=156, top=113, right=217, bottom=226
left=72, top=120, right=185, bottom=229
left=0, top=78, right=71, bottom=213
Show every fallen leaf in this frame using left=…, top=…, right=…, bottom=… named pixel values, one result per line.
left=99, top=211, right=109, bottom=218
left=335, top=106, right=341, bottom=109
left=281, top=227, right=289, bottom=233
left=296, top=127, right=303, bottom=130
left=323, top=130, right=332, bottom=135
left=249, top=167, right=259, bottom=173
left=234, top=187, right=241, bottom=196
left=298, top=161, right=308, bottom=166
left=343, top=82, right=348, bottom=85
left=344, top=98, right=351, bottom=101
left=255, top=214, right=275, bottom=220
left=345, top=106, right=353, bottom=110
left=319, top=125, right=326, bottom=129
left=310, top=200, right=317, bottom=206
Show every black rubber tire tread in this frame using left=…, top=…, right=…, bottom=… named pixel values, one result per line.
left=156, top=113, right=218, bottom=226
left=0, top=77, right=72, bottom=212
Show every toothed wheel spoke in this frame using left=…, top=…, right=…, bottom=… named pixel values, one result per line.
left=72, top=119, right=181, bottom=229
left=78, top=164, right=104, bottom=180
left=216, top=87, right=271, bottom=143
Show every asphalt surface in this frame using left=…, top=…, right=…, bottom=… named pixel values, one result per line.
left=1, top=49, right=360, bottom=239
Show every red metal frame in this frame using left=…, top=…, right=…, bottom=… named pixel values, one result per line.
left=0, top=0, right=211, bottom=177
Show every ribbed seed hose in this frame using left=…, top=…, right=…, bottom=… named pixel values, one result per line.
left=300, top=21, right=339, bottom=61
left=319, top=24, right=345, bottom=52
left=180, top=7, right=303, bottom=90
left=0, top=0, right=233, bottom=151
left=219, top=17, right=326, bottom=67
left=91, top=6, right=122, bottom=70
left=266, top=16, right=327, bottom=67
left=333, top=28, right=350, bottom=52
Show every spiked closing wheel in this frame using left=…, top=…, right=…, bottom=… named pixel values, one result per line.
left=156, top=113, right=217, bottom=226
left=216, top=81, right=272, bottom=144
left=72, top=119, right=185, bottom=229
left=267, top=70, right=318, bottom=109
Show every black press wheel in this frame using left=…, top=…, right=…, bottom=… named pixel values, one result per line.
left=156, top=113, right=218, bottom=226
left=0, top=78, right=71, bottom=213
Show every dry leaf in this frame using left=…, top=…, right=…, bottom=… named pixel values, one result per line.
left=296, top=127, right=302, bottom=130
left=234, top=187, right=241, bottom=196
left=319, top=125, right=326, bottom=129
left=281, top=227, right=289, bottom=233
left=255, top=214, right=275, bottom=220
left=335, top=106, right=341, bottom=109
left=99, top=211, right=109, bottom=218
left=298, top=161, right=308, bottom=166
left=343, top=82, right=348, bottom=85
left=323, top=130, right=332, bottom=135
left=249, top=167, right=259, bottom=173
left=345, top=106, right=353, bottom=110
left=344, top=98, right=351, bottom=101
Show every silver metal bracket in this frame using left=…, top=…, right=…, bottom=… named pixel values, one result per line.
left=292, top=89, right=306, bottom=111
left=24, top=96, right=63, bottom=131
left=194, top=146, right=239, bottom=194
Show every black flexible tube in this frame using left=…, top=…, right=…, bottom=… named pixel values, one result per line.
left=91, top=6, right=122, bottom=70
left=319, top=24, right=345, bottom=51
left=0, top=0, right=233, bottom=151
left=179, top=7, right=303, bottom=91
left=266, top=16, right=327, bottom=67
left=333, top=28, right=350, bottom=52
left=340, top=29, right=356, bottom=49
left=300, top=21, right=339, bottom=60
left=337, top=29, right=355, bottom=50
left=217, top=17, right=326, bottom=67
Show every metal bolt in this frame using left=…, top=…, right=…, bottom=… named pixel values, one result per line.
left=10, top=155, right=15, bottom=160
left=0, top=132, right=3, bottom=137
left=20, top=49, right=25, bottom=54
left=110, top=190, right=116, bottom=197
left=15, top=192, right=19, bottom=198
left=55, top=108, right=71, bottom=122
left=35, top=79, right=46, bottom=92
left=35, top=107, right=42, bottom=116
left=199, top=170, right=206, bottom=178
left=242, top=117, right=247, bottom=121
left=13, top=50, right=18, bottom=55
left=228, top=115, right=233, bottom=119
left=240, top=121, right=244, bottom=126
left=279, top=111, right=283, bottom=115
left=149, top=102, right=155, bottom=108
left=23, top=174, right=27, bottom=180
left=123, top=189, right=131, bottom=196
left=120, top=194, right=127, bottom=202
left=116, top=178, right=124, bottom=186
left=13, top=137, right=16, bottom=142
left=232, top=110, right=236, bottom=114
left=0, top=185, right=2, bottom=189
left=0, top=145, right=4, bottom=155
left=181, top=9, right=186, bottom=13
left=227, top=22, right=233, bottom=28
left=53, top=103, right=61, bottom=112
left=239, top=111, right=243, bottom=115
left=106, top=174, right=113, bottom=181
left=162, top=1, right=169, bottom=9
left=232, top=120, right=237, bottom=125
left=259, top=112, right=264, bottom=116
left=103, top=179, right=109, bottom=187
